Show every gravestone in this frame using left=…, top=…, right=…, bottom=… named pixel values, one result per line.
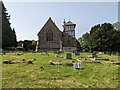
left=60, top=50, right=64, bottom=53
left=66, top=53, right=72, bottom=59
left=74, top=51, right=80, bottom=56
left=73, top=62, right=81, bottom=69
left=92, top=52, right=98, bottom=58
left=116, top=52, right=120, bottom=56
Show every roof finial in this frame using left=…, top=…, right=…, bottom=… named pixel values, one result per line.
left=49, top=17, right=52, bottom=20
left=69, top=16, right=70, bottom=21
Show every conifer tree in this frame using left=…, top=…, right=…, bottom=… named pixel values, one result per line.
left=1, top=1, right=17, bottom=49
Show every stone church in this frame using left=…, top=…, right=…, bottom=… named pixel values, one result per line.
left=37, top=17, right=77, bottom=52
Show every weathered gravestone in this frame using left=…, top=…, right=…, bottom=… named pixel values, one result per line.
left=92, top=52, right=98, bottom=58
left=74, top=51, right=80, bottom=56
left=66, top=53, right=72, bottom=59
left=73, top=62, right=81, bottom=69
left=116, top=52, right=120, bottom=56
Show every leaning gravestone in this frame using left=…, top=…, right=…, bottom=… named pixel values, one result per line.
left=66, top=53, right=72, bottom=59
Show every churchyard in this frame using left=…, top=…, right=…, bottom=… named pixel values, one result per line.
left=1, top=51, right=119, bottom=88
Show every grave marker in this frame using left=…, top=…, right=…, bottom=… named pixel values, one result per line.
left=74, top=51, right=80, bottom=56
left=73, top=62, right=81, bottom=69
left=66, top=53, right=72, bottom=59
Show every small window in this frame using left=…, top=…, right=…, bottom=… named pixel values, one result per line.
left=46, top=32, right=53, bottom=41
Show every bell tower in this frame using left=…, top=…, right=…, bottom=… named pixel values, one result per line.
left=63, top=19, right=76, bottom=38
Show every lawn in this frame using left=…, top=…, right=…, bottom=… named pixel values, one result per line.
left=1, top=51, right=119, bottom=88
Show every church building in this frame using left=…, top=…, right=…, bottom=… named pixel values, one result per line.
left=37, top=17, right=77, bottom=52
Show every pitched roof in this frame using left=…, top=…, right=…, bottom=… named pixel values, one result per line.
left=37, top=17, right=62, bottom=36
left=64, top=20, right=76, bottom=26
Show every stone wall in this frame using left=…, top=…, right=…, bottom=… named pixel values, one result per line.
left=37, top=17, right=62, bottom=51
left=62, top=32, right=77, bottom=47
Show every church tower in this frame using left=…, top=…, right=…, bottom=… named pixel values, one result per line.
left=63, top=19, right=76, bottom=38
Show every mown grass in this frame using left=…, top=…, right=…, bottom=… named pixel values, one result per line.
left=1, top=51, right=119, bottom=88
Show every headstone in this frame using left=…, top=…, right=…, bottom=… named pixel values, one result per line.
left=92, top=52, right=98, bottom=58
left=66, top=53, right=72, bottom=59
left=73, top=62, right=81, bottom=69
left=74, top=51, right=80, bottom=56
left=60, top=50, right=64, bottom=53
left=108, top=51, right=112, bottom=55
left=98, top=52, right=103, bottom=54
left=116, top=52, right=120, bottom=56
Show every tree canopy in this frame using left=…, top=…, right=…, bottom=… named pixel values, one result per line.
left=80, top=23, right=120, bottom=52
left=2, top=1, right=17, bottom=49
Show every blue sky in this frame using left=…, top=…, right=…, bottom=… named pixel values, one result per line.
left=4, top=2, right=118, bottom=41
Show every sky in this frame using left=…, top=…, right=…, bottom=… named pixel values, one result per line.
left=4, top=1, right=118, bottom=41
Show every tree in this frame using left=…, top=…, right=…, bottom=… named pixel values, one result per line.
left=23, top=40, right=37, bottom=51
left=12, top=28, right=17, bottom=47
left=0, top=2, right=2, bottom=49
left=90, top=23, right=114, bottom=51
left=76, top=39, right=82, bottom=51
left=113, top=22, right=120, bottom=30
left=80, top=32, right=92, bottom=51
left=31, top=40, right=37, bottom=51
left=2, top=1, right=17, bottom=49
left=79, top=22, right=120, bottom=52
left=23, top=40, right=32, bottom=51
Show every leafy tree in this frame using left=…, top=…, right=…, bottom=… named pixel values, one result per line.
left=80, top=23, right=120, bottom=52
left=113, top=22, right=120, bottom=30
left=23, top=40, right=32, bottom=51
left=90, top=23, right=114, bottom=51
left=76, top=39, right=82, bottom=51
left=31, top=40, right=37, bottom=51
left=80, top=32, right=92, bottom=51
left=2, top=1, right=17, bottom=49
left=23, top=40, right=37, bottom=51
